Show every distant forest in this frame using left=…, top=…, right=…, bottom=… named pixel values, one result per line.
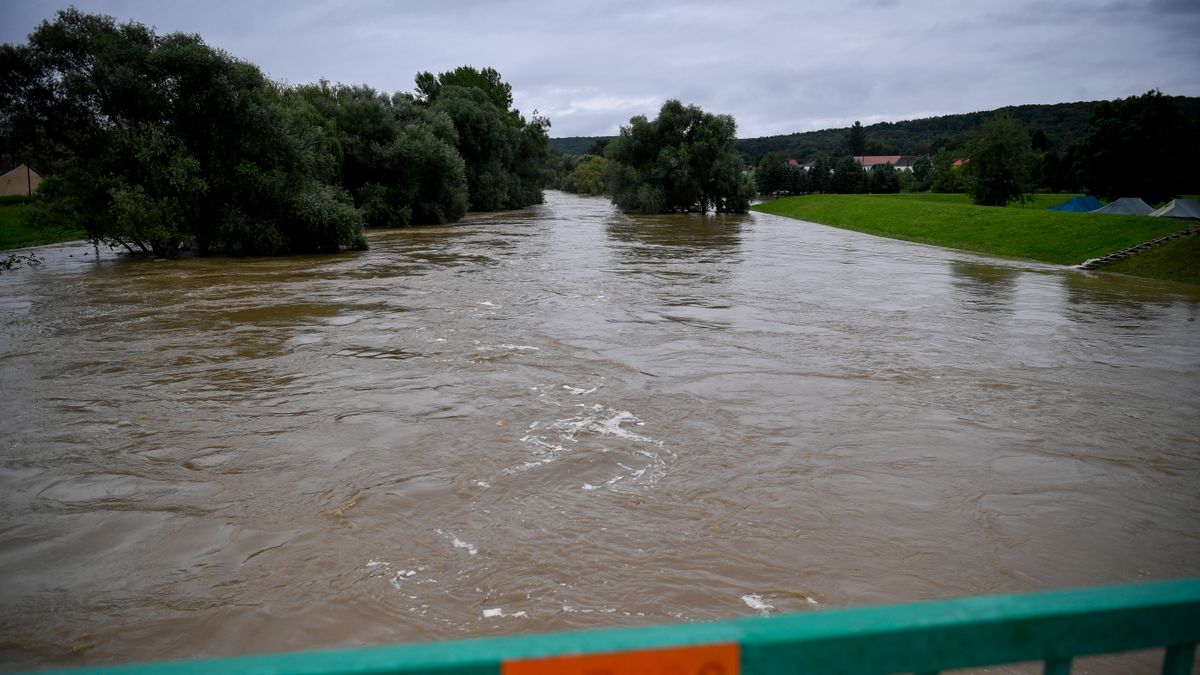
left=552, top=97, right=1200, bottom=162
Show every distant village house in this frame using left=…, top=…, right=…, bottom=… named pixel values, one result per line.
left=854, top=156, right=919, bottom=171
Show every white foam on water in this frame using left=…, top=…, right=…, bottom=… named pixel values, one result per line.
left=508, top=404, right=675, bottom=490
left=366, top=560, right=389, bottom=568
left=482, top=608, right=527, bottom=618
left=742, top=594, right=774, bottom=614
left=478, top=301, right=498, bottom=307
left=473, top=480, right=491, bottom=488
left=562, top=384, right=599, bottom=395
left=435, top=529, right=478, bottom=556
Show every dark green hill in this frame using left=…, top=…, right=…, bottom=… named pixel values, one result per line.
left=548, top=136, right=614, bottom=156
left=551, top=97, right=1200, bottom=161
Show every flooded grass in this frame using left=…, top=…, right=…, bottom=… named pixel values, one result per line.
left=753, top=194, right=1184, bottom=265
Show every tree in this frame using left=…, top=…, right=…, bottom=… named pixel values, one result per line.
left=808, top=155, right=833, bottom=193
left=415, top=65, right=512, bottom=112
left=964, top=113, right=1034, bottom=206
left=830, top=156, right=866, bottom=193
left=755, top=152, right=789, bottom=195
left=1079, top=90, right=1200, bottom=203
left=868, top=163, right=900, bottom=193
left=911, top=155, right=934, bottom=191
left=784, top=164, right=811, bottom=195
left=847, top=121, right=866, bottom=157
left=586, top=137, right=612, bottom=157
left=4, top=9, right=366, bottom=256
left=418, top=66, right=550, bottom=211
left=931, top=148, right=963, bottom=193
left=288, top=82, right=468, bottom=227
left=564, top=155, right=607, bottom=195
left=604, top=100, right=755, bottom=213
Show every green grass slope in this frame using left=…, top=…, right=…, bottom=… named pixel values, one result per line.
left=0, top=203, right=86, bottom=250
left=1101, top=233, right=1200, bottom=285
left=752, top=194, right=1183, bottom=265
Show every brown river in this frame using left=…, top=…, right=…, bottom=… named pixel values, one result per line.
left=2, top=191, right=1199, bottom=672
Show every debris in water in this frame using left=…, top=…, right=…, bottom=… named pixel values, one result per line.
left=328, top=490, right=364, bottom=521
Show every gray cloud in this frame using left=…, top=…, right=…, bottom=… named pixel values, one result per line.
left=2, top=0, right=1196, bottom=138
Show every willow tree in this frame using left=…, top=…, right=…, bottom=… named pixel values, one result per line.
left=1, top=9, right=365, bottom=256
left=604, top=100, right=755, bottom=214
left=416, top=66, right=550, bottom=211
left=288, top=82, right=468, bottom=227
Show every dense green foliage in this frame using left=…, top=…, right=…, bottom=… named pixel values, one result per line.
left=549, top=136, right=615, bottom=156
left=558, top=97, right=1200, bottom=200
left=289, top=82, right=467, bottom=227
left=564, top=155, right=608, bottom=195
left=868, top=164, right=901, bottom=194
left=1080, top=91, right=1200, bottom=204
left=847, top=121, right=866, bottom=156
left=604, top=100, right=755, bottom=213
left=754, top=152, right=808, bottom=195
left=416, top=66, right=551, bottom=211
left=0, top=9, right=366, bottom=256
left=963, top=114, right=1034, bottom=206
left=830, top=156, right=866, bottom=194
left=931, top=149, right=964, bottom=193
left=1, top=11, right=550, bottom=257
left=1102, top=234, right=1200, bottom=285
left=753, top=194, right=1183, bottom=265
left=730, top=98, right=1200, bottom=162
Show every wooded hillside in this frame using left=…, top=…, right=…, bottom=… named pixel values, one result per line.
left=550, top=97, right=1200, bottom=162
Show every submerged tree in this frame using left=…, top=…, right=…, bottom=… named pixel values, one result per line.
left=415, top=66, right=550, bottom=211
left=1, top=9, right=366, bottom=256
left=289, top=82, right=468, bottom=227
left=564, top=155, right=607, bottom=195
left=604, top=100, right=755, bottom=213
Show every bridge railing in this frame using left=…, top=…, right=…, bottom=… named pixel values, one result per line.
left=45, top=577, right=1200, bottom=675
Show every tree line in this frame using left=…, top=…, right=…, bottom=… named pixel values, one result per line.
left=0, top=10, right=550, bottom=257
left=751, top=91, right=1200, bottom=207
left=544, top=102, right=754, bottom=213
left=727, top=97, right=1200, bottom=162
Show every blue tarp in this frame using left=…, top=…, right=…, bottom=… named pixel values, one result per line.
left=1048, top=196, right=1103, bottom=212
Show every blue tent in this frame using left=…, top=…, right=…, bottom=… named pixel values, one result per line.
left=1048, top=196, right=1103, bottom=212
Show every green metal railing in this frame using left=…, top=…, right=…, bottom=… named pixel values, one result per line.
left=45, top=578, right=1199, bottom=675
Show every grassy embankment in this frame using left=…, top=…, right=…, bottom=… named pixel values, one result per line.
left=0, top=198, right=86, bottom=250
left=1101, top=234, right=1200, bottom=285
left=753, top=194, right=1193, bottom=278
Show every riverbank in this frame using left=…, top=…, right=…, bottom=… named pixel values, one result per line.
left=0, top=201, right=86, bottom=250
left=1101, top=233, right=1200, bottom=285
left=752, top=194, right=1193, bottom=279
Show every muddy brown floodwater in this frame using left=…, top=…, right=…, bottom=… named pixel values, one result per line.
left=1, top=191, right=1198, bottom=672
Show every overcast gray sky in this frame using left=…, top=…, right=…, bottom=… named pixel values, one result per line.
left=3, top=1, right=1198, bottom=138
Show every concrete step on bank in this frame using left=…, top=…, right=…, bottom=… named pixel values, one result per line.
left=1077, top=225, right=1199, bottom=270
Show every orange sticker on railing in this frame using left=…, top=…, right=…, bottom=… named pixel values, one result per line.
left=502, top=643, right=739, bottom=675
